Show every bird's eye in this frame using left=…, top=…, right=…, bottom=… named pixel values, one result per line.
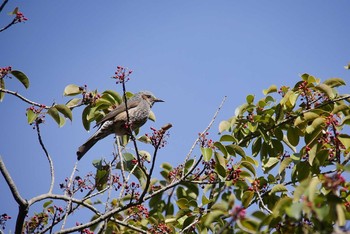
left=146, top=95, right=152, bottom=98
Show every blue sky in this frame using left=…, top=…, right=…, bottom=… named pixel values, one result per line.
left=1, top=1, right=350, bottom=231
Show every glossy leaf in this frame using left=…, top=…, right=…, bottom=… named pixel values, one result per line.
left=263, top=84, right=277, bottom=95
left=201, top=147, right=213, bottom=162
left=242, top=190, right=254, bottom=207
left=323, top=78, right=346, bottom=88
left=338, top=134, right=350, bottom=149
left=47, top=107, right=61, bottom=126
left=11, top=70, right=29, bottom=89
left=65, top=98, right=81, bottom=108
left=287, top=127, right=299, bottom=146
left=55, top=104, right=72, bottom=121
left=315, top=83, right=335, bottom=99
left=246, top=94, right=255, bottom=104
left=269, top=184, right=288, bottom=195
left=26, top=109, right=37, bottom=124
left=278, top=157, right=292, bottom=175
left=63, top=84, right=81, bottom=96
left=219, top=120, right=230, bottom=133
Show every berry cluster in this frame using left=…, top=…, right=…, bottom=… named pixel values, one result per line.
left=145, top=126, right=170, bottom=149
left=0, top=66, right=12, bottom=79
left=60, top=174, right=94, bottom=195
left=112, top=66, right=133, bottom=84
left=124, top=181, right=141, bottom=199
left=226, top=166, right=243, bottom=184
left=230, top=206, right=246, bottom=220
left=323, top=173, right=345, bottom=192
left=15, top=11, right=28, bottom=23
left=168, top=165, right=183, bottom=181
left=0, top=213, right=11, bottom=230
left=198, top=132, right=214, bottom=149
left=81, top=85, right=101, bottom=105
left=24, top=212, right=48, bottom=233
left=148, top=222, right=172, bottom=234
left=127, top=204, right=149, bottom=221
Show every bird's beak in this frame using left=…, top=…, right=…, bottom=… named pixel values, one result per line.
left=154, top=98, right=164, bottom=103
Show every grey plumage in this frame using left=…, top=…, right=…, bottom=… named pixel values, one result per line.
left=76, top=91, right=163, bottom=160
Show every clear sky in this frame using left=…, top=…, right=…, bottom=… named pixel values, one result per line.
left=1, top=0, right=350, bottom=231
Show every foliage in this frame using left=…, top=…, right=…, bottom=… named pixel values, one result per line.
left=1, top=3, right=350, bottom=233
left=1, top=65, right=350, bottom=233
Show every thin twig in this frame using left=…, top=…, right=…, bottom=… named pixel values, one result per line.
left=0, top=88, right=83, bottom=109
left=0, top=18, right=16, bottom=33
left=256, top=189, right=272, bottom=214
left=182, top=96, right=227, bottom=173
left=60, top=161, right=78, bottom=230
left=0, top=0, right=9, bottom=13
left=35, top=121, right=55, bottom=193
left=0, top=157, right=27, bottom=206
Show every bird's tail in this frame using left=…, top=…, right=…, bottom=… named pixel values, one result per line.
left=76, top=136, right=99, bottom=160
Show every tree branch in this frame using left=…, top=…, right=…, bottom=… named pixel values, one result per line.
left=35, top=121, right=55, bottom=193
left=0, top=0, right=8, bottom=13
left=0, top=88, right=83, bottom=109
left=182, top=96, right=227, bottom=174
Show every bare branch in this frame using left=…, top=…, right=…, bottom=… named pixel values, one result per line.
left=0, top=88, right=83, bottom=109
left=35, top=121, right=55, bottom=193
left=183, top=96, right=227, bottom=165
left=0, top=0, right=9, bottom=13
left=0, top=157, right=27, bottom=206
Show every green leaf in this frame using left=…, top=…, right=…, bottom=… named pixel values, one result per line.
left=242, top=190, right=255, bottom=207
left=148, top=110, right=156, bottom=122
left=201, top=147, right=213, bottom=162
left=323, top=78, right=346, bottom=88
left=252, top=137, right=261, bottom=157
left=203, top=210, right=225, bottom=227
left=315, top=83, right=335, bottom=99
left=103, top=90, right=122, bottom=104
left=0, top=78, right=5, bottom=102
left=63, top=84, right=82, bottom=96
left=214, top=152, right=227, bottom=178
left=55, top=104, right=73, bottom=121
left=139, top=150, right=151, bottom=163
left=47, top=107, right=61, bottom=126
left=285, top=202, right=302, bottom=219
left=219, top=120, right=230, bottom=133
left=26, top=109, right=37, bottom=124
left=176, top=198, right=189, bottom=209
left=240, top=161, right=256, bottom=176
left=214, top=142, right=228, bottom=157
left=272, top=197, right=292, bottom=218
left=263, top=84, right=277, bottom=95
left=43, top=200, right=53, bottom=208
left=65, top=98, right=81, bottom=108
left=246, top=94, right=255, bottom=104
left=331, top=104, right=349, bottom=114
left=95, top=165, right=110, bottom=191
left=287, top=127, right=299, bottom=146
left=294, top=112, right=319, bottom=126
left=279, top=157, right=292, bottom=175
left=308, top=143, right=318, bottom=166
left=269, top=184, right=288, bottom=195
left=341, top=116, right=350, bottom=126
left=82, top=106, right=92, bottom=131
left=11, top=70, right=29, bottom=89
left=338, top=134, right=350, bottom=150
left=226, top=144, right=246, bottom=158
left=262, top=157, right=279, bottom=173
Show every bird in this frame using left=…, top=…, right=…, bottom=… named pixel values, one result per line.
left=76, top=91, right=164, bottom=160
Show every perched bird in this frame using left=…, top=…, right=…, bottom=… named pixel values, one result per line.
left=77, top=91, right=163, bottom=160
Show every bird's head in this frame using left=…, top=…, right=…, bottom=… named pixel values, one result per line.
left=138, top=91, right=164, bottom=107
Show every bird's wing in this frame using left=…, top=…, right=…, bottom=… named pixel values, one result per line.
left=95, top=99, right=140, bottom=126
